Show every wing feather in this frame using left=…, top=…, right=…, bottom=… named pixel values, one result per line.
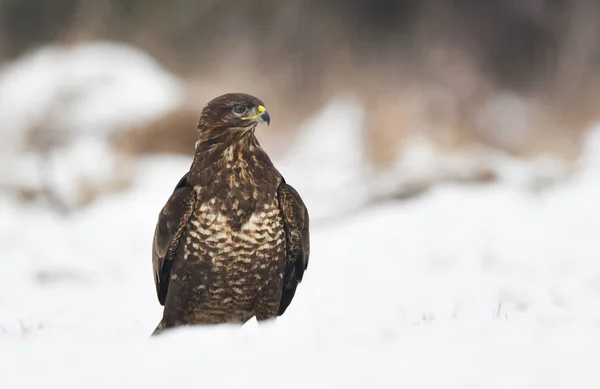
left=277, top=180, right=310, bottom=315
left=152, top=173, right=196, bottom=305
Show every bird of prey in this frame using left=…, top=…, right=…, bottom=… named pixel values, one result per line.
left=151, top=93, right=309, bottom=335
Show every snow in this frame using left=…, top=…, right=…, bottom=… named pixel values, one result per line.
left=275, top=94, right=372, bottom=222
left=0, top=41, right=182, bottom=139
left=2, top=125, right=600, bottom=387
left=2, top=44, right=600, bottom=388
left=0, top=42, right=183, bottom=207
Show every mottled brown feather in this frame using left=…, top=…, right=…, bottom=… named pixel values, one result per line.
left=152, top=173, right=196, bottom=305
left=151, top=93, right=309, bottom=334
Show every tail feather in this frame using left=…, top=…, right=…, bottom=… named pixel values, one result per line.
left=151, top=320, right=165, bottom=336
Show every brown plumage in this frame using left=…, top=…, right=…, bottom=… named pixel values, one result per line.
left=151, top=93, right=309, bottom=334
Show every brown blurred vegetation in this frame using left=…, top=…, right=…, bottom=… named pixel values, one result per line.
left=2, top=0, right=600, bottom=167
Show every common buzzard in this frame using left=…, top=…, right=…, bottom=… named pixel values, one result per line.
left=151, top=93, right=310, bottom=334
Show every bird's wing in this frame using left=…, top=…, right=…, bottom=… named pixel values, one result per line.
left=152, top=173, right=197, bottom=305
left=277, top=180, right=310, bottom=315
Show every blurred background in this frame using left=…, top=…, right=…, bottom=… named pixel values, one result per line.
left=2, top=0, right=600, bottom=212
left=2, top=2, right=600, bottom=385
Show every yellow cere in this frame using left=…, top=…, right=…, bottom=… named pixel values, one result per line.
left=242, top=104, right=267, bottom=121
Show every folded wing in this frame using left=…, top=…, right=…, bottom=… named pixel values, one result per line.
left=277, top=180, right=310, bottom=315
left=152, top=174, right=197, bottom=305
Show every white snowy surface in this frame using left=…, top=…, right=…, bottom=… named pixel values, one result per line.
left=1, top=43, right=600, bottom=386
left=2, top=120, right=600, bottom=387
left=0, top=41, right=182, bottom=206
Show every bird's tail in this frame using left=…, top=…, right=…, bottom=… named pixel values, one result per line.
left=151, top=320, right=165, bottom=337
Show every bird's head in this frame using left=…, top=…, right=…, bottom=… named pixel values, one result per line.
left=197, top=93, right=270, bottom=137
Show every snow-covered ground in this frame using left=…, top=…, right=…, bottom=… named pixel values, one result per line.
left=2, top=128, right=600, bottom=387
left=2, top=42, right=600, bottom=388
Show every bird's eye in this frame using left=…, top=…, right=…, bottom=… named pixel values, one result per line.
left=232, top=105, right=246, bottom=114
